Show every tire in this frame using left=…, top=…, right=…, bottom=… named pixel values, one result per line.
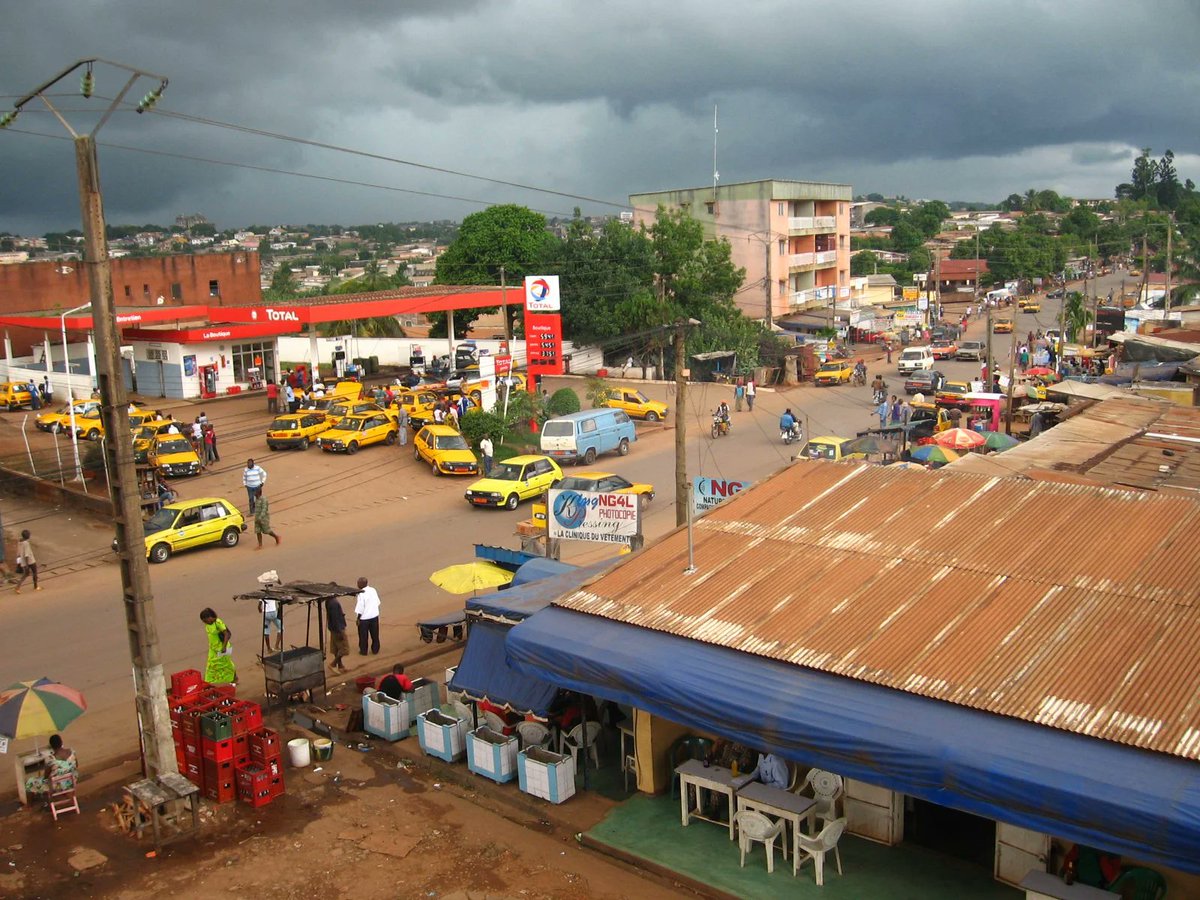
left=221, top=527, right=240, bottom=548
left=384, top=432, right=397, bottom=446
left=86, top=428, right=100, bottom=441
left=8, top=402, right=16, bottom=412
left=347, top=441, right=359, bottom=455
left=51, top=422, right=61, bottom=434
left=617, top=438, right=629, bottom=456
left=414, top=446, right=421, bottom=461
left=639, top=492, right=652, bottom=509
left=711, top=423, right=719, bottom=439
left=268, top=444, right=277, bottom=451
left=300, top=438, right=310, bottom=451
left=583, top=447, right=597, bottom=465
left=504, top=493, right=520, bottom=511
left=645, top=411, right=659, bottom=422
left=149, top=543, right=171, bottom=564
left=471, top=390, right=482, bottom=404
left=432, top=461, right=442, bottom=476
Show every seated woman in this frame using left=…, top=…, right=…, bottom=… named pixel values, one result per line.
left=25, top=734, right=77, bottom=805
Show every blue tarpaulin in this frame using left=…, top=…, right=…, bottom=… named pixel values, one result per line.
left=506, top=607, right=1200, bottom=874
left=448, top=619, right=560, bottom=716
left=511, top=556, right=575, bottom=586
left=467, top=561, right=612, bottom=623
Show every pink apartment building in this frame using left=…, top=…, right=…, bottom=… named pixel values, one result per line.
left=629, top=179, right=852, bottom=323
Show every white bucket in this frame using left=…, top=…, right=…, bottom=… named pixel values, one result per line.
left=287, top=737, right=311, bottom=768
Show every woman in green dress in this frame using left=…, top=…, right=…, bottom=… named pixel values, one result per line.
left=200, top=607, right=236, bottom=685
left=24, top=733, right=77, bottom=802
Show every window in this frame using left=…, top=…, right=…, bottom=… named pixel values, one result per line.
left=581, top=418, right=597, bottom=433
left=231, top=341, right=276, bottom=384
left=208, top=279, right=220, bottom=297
left=171, top=282, right=182, bottom=300
left=839, top=235, right=846, bottom=249
left=142, top=283, right=150, bottom=298
left=124, top=285, right=131, bottom=298
left=778, top=202, right=785, bottom=216
left=778, top=239, right=786, bottom=255
left=705, top=201, right=715, bottom=214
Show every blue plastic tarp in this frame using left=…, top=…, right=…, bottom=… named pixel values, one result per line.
left=506, top=607, right=1200, bottom=874
left=511, top=556, right=576, bottom=586
left=448, top=619, right=559, bottom=716
left=467, top=561, right=611, bottom=623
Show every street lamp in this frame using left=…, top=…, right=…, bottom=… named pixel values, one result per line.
left=3, top=59, right=175, bottom=778
left=60, top=301, right=91, bottom=484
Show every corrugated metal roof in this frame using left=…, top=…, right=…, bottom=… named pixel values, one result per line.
left=556, top=462, right=1200, bottom=759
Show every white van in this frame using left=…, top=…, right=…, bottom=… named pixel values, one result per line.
left=540, top=408, right=637, bottom=465
left=897, top=346, right=935, bottom=374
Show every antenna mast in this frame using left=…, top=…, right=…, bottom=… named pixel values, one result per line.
left=712, top=104, right=719, bottom=194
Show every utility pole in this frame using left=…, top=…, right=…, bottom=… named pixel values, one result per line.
left=5, top=59, right=176, bottom=777
left=1140, top=233, right=1150, bottom=309
left=1165, top=215, right=1174, bottom=316
left=764, top=238, right=773, bottom=329
left=673, top=319, right=697, bottom=529
left=985, top=304, right=994, bottom=386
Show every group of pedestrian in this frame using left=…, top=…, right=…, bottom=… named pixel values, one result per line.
left=875, top=394, right=911, bottom=429
left=188, top=412, right=220, bottom=468
left=732, top=378, right=756, bottom=412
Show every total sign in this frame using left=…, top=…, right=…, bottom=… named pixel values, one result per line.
left=524, top=275, right=560, bottom=312
left=693, top=477, right=750, bottom=514
left=548, top=489, right=639, bottom=543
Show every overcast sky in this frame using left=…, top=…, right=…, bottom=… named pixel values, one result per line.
left=1, top=1, right=1197, bottom=235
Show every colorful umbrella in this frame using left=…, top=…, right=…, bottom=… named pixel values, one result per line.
left=429, top=561, right=515, bottom=595
left=933, top=427, right=986, bottom=450
left=910, top=445, right=961, bottom=466
left=1026, top=366, right=1055, bottom=377
left=982, top=431, right=1020, bottom=452
left=846, top=434, right=899, bottom=457
left=0, top=678, right=87, bottom=739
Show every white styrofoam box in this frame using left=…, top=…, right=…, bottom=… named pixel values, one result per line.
left=362, top=691, right=412, bottom=741
left=517, top=747, right=576, bottom=804
left=417, top=709, right=466, bottom=762
left=467, top=726, right=518, bottom=784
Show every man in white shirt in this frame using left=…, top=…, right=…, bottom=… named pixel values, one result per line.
left=354, top=576, right=381, bottom=655
left=479, top=435, right=494, bottom=476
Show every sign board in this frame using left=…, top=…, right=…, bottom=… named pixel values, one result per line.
left=0, top=735, right=7, bottom=755
left=693, top=477, right=749, bottom=514
left=917, top=298, right=929, bottom=311
left=902, top=287, right=920, bottom=300
left=494, top=354, right=512, bottom=376
left=475, top=355, right=497, bottom=411
left=526, top=313, right=563, bottom=374
left=548, top=489, right=639, bottom=543
left=524, top=275, right=561, bottom=312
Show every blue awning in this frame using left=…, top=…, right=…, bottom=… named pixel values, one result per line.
left=511, top=556, right=575, bottom=586
left=506, top=607, right=1200, bottom=875
left=467, top=560, right=612, bottom=623
left=448, top=619, right=559, bottom=716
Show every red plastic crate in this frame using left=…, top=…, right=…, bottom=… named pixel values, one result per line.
left=182, top=735, right=202, bottom=758
left=249, top=727, right=281, bottom=763
left=202, top=735, right=235, bottom=763
left=183, top=751, right=205, bottom=790
left=174, top=745, right=187, bottom=769
left=208, top=683, right=236, bottom=698
left=181, top=701, right=217, bottom=738
left=203, top=758, right=234, bottom=801
left=240, top=786, right=274, bottom=808
left=170, top=668, right=204, bottom=700
left=230, top=700, right=264, bottom=736
left=232, top=733, right=250, bottom=767
left=268, top=772, right=285, bottom=798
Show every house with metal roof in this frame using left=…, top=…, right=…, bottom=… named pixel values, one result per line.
left=505, top=460, right=1200, bottom=893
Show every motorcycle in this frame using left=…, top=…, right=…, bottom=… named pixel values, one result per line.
left=781, top=422, right=803, bottom=445
left=711, top=412, right=731, bottom=439
left=852, top=367, right=867, bottom=387
left=872, top=388, right=886, bottom=406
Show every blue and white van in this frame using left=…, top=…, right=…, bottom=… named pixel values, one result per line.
left=539, top=409, right=637, bottom=465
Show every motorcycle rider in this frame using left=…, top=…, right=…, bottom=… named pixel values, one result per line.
left=853, top=359, right=867, bottom=384
left=779, top=408, right=800, bottom=441
left=871, top=373, right=887, bottom=405
left=715, top=401, right=731, bottom=434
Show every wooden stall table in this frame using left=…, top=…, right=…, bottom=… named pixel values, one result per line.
left=124, top=772, right=200, bottom=851
left=14, top=746, right=52, bottom=806
left=675, top=758, right=754, bottom=839
left=736, top=780, right=816, bottom=850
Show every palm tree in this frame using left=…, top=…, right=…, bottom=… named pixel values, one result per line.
left=316, top=317, right=404, bottom=338
left=1063, top=291, right=1092, bottom=342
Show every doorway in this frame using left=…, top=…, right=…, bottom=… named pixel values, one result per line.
left=905, top=797, right=995, bottom=869
left=199, top=364, right=219, bottom=399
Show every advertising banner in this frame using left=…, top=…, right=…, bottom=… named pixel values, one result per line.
left=548, top=489, right=639, bottom=543
left=526, top=313, right=563, bottom=375
left=693, top=477, right=749, bottom=514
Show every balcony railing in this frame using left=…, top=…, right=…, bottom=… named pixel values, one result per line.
left=788, top=252, right=814, bottom=268
left=815, top=250, right=838, bottom=265
left=790, top=286, right=837, bottom=307
left=788, top=215, right=837, bottom=232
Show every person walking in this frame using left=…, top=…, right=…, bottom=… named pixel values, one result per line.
left=745, top=379, right=756, bottom=411
left=284, top=382, right=297, bottom=413
left=209, top=422, right=221, bottom=462
left=203, top=424, right=217, bottom=466
left=252, top=489, right=280, bottom=550
left=41, top=377, right=53, bottom=405
left=885, top=342, right=893, bottom=364
left=266, top=380, right=279, bottom=414
left=734, top=379, right=745, bottom=412
left=14, top=529, right=40, bottom=593
left=260, top=593, right=282, bottom=654
left=200, top=608, right=236, bottom=685
left=354, top=576, right=381, bottom=656
left=875, top=397, right=889, bottom=430
left=889, top=395, right=902, bottom=425
left=325, top=594, right=349, bottom=673
left=479, top=434, right=494, bottom=476
left=445, top=403, right=459, bottom=431
left=396, top=406, right=410, bottom=446
left=242, top=458, right=267, bottom=511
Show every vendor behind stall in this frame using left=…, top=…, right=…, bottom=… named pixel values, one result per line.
left=376, top=664, right=413, bottom=701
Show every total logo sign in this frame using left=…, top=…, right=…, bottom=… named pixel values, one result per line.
left=249, top=308, right=300, bottom=322
left=524, top=275, right=560, bottom=312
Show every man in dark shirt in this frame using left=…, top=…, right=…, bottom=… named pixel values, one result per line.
left=377, top=663, right=413, bottom=701
left=326, top=595, right=349, bottom=673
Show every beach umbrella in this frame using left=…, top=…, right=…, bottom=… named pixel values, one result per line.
left=933, top=427, right=986, bottom=450
left=429, top=561, right=515, bottom=595
left=0, top=678, right=87, bottom=739
left=982, top=431, right=1020, bottom=452
left=910, top=445, right=961, bottom=465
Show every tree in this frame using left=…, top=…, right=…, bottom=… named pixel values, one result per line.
left=864, top=207, right=900, bottom=227
left=265, top=264, right=298, bottom=300
left=1063, top=291, right=1092, bottom=342
left=890, top=221, right=924, bottom=253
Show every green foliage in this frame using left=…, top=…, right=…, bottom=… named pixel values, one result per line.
left=585, top=376, right=611, bottom=409
left=264, top=264, right=298, bottom=300
left=459, top=408, right=504, bottom=448
left=316, top=317, right=405, bottom=337
left=1064, top=291, right=1093, bottom=342
left=546, top=388, right=580, bottom=417
left=864, top=207, right=900, bottom=226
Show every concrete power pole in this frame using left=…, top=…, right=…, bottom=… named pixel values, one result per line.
left=5, top=60, right=177, bottom=777
left=674, top=320, right=690, bottom=529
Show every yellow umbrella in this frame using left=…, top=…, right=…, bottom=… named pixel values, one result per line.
left=429, top=562, right=515, bottom=595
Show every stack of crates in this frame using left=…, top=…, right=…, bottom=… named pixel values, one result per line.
left=238, top=727, right=284, bottom=807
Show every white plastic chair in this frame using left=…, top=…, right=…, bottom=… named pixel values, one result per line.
left=797, top=768, right=844, bottom=830
left=449, top=700, right=473, bottom=724
left=480, top=710, right=509, bottom=735
left=561, top=721, right=602, bottom=769
left=515, top=721, right=552, bottom=750
left=735, top=810, right=786, bottom=873
left=793, top=817, right=846, bottom=884
left=48, top=772, right=80, bottom=821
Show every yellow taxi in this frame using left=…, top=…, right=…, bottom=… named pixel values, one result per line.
left=393, top=387, right=442, bottom=421
left=117, top=497, right=245, bottom=564
left=556, top=471, right=655, bottom=508
left=148, top=433, right=202, bottom=478
left=413, top=424, right=480, bottom=476
left=323, top=399, right=389, bottom=427
left=934, top=381, right=972, bottom=409
left=1022, top=301, right=1041, bottom=313
left=36, top=400, right=100, bottom=433
left=814, top=360, right=855, bottom=386
left=266, top=411, right=331, bottom=451
left=132, top=419, right=181, bottom=462
left=317, top=411, right=398, bottom=454
left=797, top=436, right=867, bottom=462
left=603, top=387, right=668, bottom=422
left=993, top=319, right=1013, bottom=334
left=464, top=454, right=563, bottom=509
left=74, top=406, right=156, bottom=441
left=0, top=381, right=37, bottom=411
left=301, top=380, right=363, bottom=411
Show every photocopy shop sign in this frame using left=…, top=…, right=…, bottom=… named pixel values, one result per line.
left=693, top=477, right=749, bottom=514
left=548, top=489, right=639, bottom=543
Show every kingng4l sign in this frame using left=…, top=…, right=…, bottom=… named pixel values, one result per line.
left=548, top=489, right=639, bottom=543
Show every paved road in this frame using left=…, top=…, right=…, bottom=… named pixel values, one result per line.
left=1, top=274, right=1114, bottom=771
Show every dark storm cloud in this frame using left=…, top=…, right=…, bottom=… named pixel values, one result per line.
left=0, top=0, right=1196, bottom=233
